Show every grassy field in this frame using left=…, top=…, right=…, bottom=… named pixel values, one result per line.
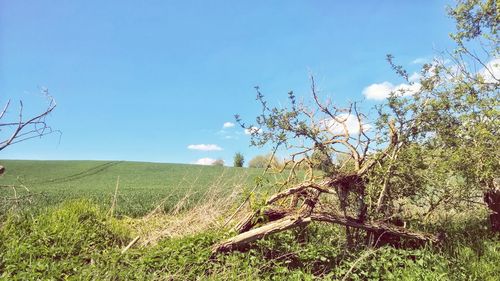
left=0, top=160, right=263, bottom=217
left=1, top=160, right=499, bottom=280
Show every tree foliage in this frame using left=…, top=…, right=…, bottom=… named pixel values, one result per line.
left=372, top=0, right=499, bottom=218
left=216, top=0, right=500, bottom=254
left=233, top=152, right=244, bottom=167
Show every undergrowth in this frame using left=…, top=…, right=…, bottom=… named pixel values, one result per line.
left=0, top=200, right=499, bottom=280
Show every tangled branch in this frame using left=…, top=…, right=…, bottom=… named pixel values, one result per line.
left=0, top=89, right=58, bottom=151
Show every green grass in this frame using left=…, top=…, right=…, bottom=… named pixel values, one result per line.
left=1, top=160, right=499, bottom=280
left=0, top=160, right=263, bottom=217
left=1, top=200, right=499, bottom=280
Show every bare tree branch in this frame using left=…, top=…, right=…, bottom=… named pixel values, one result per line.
left=0, top=91, right=57, bottom=151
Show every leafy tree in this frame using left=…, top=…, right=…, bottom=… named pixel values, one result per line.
left=373, top=0, right=499, bottom=219
left=233, top=152, right=244, bottom=167
left=214, top=0, right=500, bottom=254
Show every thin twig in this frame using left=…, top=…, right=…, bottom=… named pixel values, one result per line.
left=108, top=176, right=120, bottom=217
left=121, top=236, right=140, bottom=254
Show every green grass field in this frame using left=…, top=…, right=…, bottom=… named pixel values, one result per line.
left=1, top=160, right=499, bottom=280
left=0, top=160, right=262, bottom=217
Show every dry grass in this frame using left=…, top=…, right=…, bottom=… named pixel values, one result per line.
left=122, top=169, right=253, bottom=247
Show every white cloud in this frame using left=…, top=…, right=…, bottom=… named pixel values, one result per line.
left=363, top=81, right=421, bottom=100
left=478, top=58, right=500, bottom=83
left=194, top=158, right=216, bottom=165
left=412, top=57, right=428, bottom=64
left=187, top=144, right=223, bottom=151
left=244, top=126, right=262, bottom=135
left=223, top=122, right=235, bottom=128
left=408, top=72, right=421, bottom=83
left=362, top=82, right=394, bottom=100
left=321, top=114, right=371, bottom=135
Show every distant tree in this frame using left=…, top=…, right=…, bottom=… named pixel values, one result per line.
left=212, top=159, right=224, bottom=166
left=248, top=153, right=281, bottom=169
left=233, top=152, right=244, bottom=167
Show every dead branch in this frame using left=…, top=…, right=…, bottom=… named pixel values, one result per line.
left=310, top=212, right=440, bottom=243
left=266, top=180, right=334, bottom=205
left=0, top=90, right=57, bottom=152
left=235, top=207, right=291, bottom=233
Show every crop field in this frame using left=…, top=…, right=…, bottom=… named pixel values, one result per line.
left=0, top=160, right=263, bottom=217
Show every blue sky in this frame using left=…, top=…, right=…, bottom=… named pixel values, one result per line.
left=0, top=0, right=457, bottom=165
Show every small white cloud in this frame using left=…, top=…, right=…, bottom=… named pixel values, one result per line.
left=187, top=144, right=223, bottom=151
left=478, top=58, right=500, bottom=83
left=223, top=122, right=235, bottom=128
left=194, top=158, right=216, bottom=165
left=363, top=81, right=421, bottom=100
left=412, top=57, right=428, bottom=64
left=362, top=82, right=394, bottom=100
left=244, top=126, right=263, bottom=135
left=321, top=114, right=371, bottom=135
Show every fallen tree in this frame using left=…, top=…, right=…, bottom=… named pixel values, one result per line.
left=214, top=183, right=440, bottom=254
left=212, top=78, right=442, bottom=255
left=213, top=167, right=442, bottom=255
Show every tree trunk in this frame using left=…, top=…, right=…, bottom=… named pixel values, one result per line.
left=212, top=212, right=440, bottom=255
left=213, top=215, right=311, bottom=254
left=484, top=188, right=500, bottom=232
